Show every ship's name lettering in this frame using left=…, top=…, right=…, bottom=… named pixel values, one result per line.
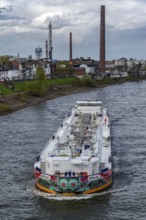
left=41, top=174, right=50, bottom=180
left=88, top=175, right=100, bottom=181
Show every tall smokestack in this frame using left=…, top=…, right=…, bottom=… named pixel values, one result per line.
left=48, top=22, right=53, bottom=74
left=99, top=5, right=105, bottom=73
left=48, top=22, right=53, bottom=61
left=46, top=40, right=48, bottom=61
left=70, top=32, right=72, bottom=64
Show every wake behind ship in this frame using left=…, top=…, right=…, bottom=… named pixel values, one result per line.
left=34, top=101, right=112, bottom=195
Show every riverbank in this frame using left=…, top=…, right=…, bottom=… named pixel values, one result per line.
left=0, top=84, right=96, bottom=115
left=0, top=76, right=144, bottom=116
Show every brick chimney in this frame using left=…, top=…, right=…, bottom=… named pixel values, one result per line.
left=99, top=5, right=105, bottom=73
left=70, top=32, right=72, bottom=64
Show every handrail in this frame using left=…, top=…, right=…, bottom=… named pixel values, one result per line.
left=40, top=172, right=103, bottom=179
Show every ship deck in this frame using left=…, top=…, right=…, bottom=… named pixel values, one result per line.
left=38, top=101, right=111, bottom=173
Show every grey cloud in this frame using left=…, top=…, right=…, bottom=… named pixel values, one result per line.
left=0, top=0, right=146, bottom=59
left=45, top=15, right=72, bottom=29
left=0, top=15, right=25, bottom=21
left=0, top=5, right=13, bottom=12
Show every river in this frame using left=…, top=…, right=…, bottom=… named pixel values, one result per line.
left=0, top=81, right=146, bottom=220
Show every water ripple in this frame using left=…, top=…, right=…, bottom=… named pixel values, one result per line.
left=1, top=81, right=146, bottom=219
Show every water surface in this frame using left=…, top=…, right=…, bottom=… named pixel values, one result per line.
left=1, top=81, right=146, bottom=219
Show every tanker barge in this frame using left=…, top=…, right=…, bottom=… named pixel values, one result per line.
left=34, top=101, right=112, bottom=195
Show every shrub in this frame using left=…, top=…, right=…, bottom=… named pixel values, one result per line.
left=0, top=84, right=14, bottom=95
left=26, top=80, right=48, bottom=97
left=0, top=103, right=12, bottom=114
left=82, top=76, right=96, bottom=87
left=72, top=76, right=96, bottom=87
left=25, top=65, right=48, bottom=97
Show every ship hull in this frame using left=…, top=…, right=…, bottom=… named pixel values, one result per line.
left=35, top=171, right=112, bottom=195
left=35, top=179, right=112, bottom=195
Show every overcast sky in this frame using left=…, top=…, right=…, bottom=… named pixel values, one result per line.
left=0, top=0, right=146, bottom=60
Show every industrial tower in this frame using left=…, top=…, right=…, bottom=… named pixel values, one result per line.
left=46, top=41, right=48, bottom=61
left=48, top=22, right=53, bottom=60
left=99, top=5, right=105, bottom=73
left=48, top=22, right=53, bottom=74
left=35, top=47, right=42, bottom=60
left=69, top=32, right=72, bottom=64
